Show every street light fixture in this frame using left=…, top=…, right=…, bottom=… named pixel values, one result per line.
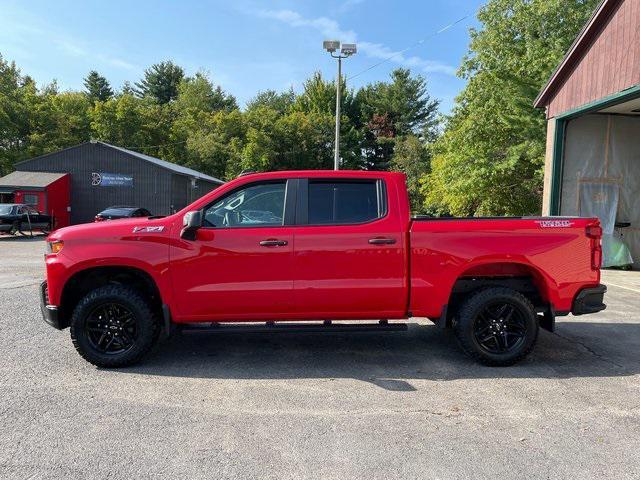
left=323, top=40, right=357, bottom=170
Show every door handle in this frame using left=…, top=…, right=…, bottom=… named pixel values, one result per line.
left=259, top=239, right=288, bottom=247
left=368, top=237, right=396, bottom=245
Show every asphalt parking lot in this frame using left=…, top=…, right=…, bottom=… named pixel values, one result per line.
left=0, top=235, right=638, bottom=479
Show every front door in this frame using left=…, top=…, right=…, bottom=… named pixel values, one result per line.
left=292, top=178, right=407, bottom=319
left=170, top=179, right=296, bottom=321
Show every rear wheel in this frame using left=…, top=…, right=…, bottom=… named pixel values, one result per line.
left=9, top=222, right=19, bottom=235
left=70, top=285, right=158, bottom=367
left=454, top=287, right=538, bottom=366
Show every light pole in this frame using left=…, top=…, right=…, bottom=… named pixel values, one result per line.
left=323, top=41, right=357, bottom=170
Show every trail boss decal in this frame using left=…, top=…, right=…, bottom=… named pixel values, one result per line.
left=132, top=226, right=165, bottom=233
left=535, top=220, right=575, bottom=228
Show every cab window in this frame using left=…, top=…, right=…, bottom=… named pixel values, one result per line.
left=203, top=181, right=286, bottom=228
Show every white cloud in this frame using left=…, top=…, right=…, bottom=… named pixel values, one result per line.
left=256, top=9, right=356, bottom=43
left=338, top=0, right=366, bottom=13
left=252, top=8, right=456, bottom=77
left=358, top=41, right=457, bottom=76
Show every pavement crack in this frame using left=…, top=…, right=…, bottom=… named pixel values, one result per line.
left=552, top=330, right=624, bottom=368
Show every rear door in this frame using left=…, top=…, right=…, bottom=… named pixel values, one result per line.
left=292, top=177, right=406, bottom=319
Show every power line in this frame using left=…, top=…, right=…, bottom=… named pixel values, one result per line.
left=347, top=14, right=472, bottom=81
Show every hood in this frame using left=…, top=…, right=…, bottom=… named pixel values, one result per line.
left=47, top=216, right=175, bottom=242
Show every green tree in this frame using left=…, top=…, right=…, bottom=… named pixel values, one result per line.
left=246, top=89, right=296, bottom=115
left=424, top=0, right=599, bottom=216
left=83, top=70, right=113, bottom=102
left=174, top=73, right=237, bottom=113
left=357, top=68, right=439, bottom=170
left=391, top=134, right=431, bottom=213
left=134, top=60, right=184, bottom=104
left=240, top=107, right=337, bottom=173
left=293, top=72, right=363, bottom=169
left=28, top=91, right=92, bottom=156
left=0, top=55, right=34, bottom=173
left=90, top=94, right=171, bottom=150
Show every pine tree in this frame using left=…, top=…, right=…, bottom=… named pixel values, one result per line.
left=134, top=61, right=184, bottom=104
left=83, top=71, right=113, bottom=102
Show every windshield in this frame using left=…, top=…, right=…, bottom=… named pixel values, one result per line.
left=100, top=208, right=135, bottom=217
left=0, top=205, right=15, bottom=215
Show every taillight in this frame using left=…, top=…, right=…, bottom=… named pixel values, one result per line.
left=587, top=222, right=603, bottom=270
left=592, top=246, right=602, bottom=270
left=586, top=224, right=602, bottom=239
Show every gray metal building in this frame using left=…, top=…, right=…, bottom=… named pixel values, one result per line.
left=14, top=141, right=224, bottom=224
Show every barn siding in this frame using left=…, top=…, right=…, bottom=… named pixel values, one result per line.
left=547, top=0, right=640, bottom=118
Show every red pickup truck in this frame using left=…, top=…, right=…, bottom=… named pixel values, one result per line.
left=41, top=170, right=606, bottom=368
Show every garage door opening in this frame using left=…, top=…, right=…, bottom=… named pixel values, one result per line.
left=551, top=92, right=640, bottom=270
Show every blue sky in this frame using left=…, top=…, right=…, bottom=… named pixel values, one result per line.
left=0, top=0, right=484, bottom=112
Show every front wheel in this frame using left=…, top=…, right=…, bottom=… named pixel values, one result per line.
left=70, top=285, right=158, bottom=367
left=454, top=287, right=538, bottom=366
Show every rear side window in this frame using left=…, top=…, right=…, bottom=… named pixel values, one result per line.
left=307, top=180, right=384, bottom=225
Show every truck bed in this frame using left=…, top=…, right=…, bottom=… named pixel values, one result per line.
left=408, top=216, right=601, bottom=319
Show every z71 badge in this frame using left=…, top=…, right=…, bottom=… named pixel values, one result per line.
left=132, top=226, right=165, bottom=233
left=535, top=220, right=574, bottom=228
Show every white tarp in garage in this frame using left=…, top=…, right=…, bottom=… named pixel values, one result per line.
left=560, top=114, right=639, bottom=269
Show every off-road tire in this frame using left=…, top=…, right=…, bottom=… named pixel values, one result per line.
left=70, top=285, right=158, bottom=368
left=454, top=287, right=538, bottom=366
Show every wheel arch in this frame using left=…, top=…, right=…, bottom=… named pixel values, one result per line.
left=58, top=265, right=163, bottom=329
left=442, top=261, right=553, bottom=328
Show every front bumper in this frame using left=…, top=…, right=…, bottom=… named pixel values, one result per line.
left=572, top=284, right=607, bottom=315
left=40, top=281, right=63, bottom=329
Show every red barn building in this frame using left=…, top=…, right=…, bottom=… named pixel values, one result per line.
left=0, top=171, right=71, bottom=229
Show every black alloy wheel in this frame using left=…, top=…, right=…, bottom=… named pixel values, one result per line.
left=85, top=303, right=137, bottom=355
left=454, top=287, right=538, bottom=366
left=472, top=301, right=527, bottom=354
left=70, top=285, right=158, bottom=368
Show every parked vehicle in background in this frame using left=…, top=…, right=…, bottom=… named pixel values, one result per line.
left=40, top=171, right=606, bottom=368
left=0, top=204, right=52, bottom=235
left=94, top=206, right=152, bottom=222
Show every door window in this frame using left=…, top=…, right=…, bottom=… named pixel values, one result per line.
left=307, top=180, right=384, bottom=225
left=204, top=182, right=286, bottom=228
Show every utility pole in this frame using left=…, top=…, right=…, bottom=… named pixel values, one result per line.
left=323, top=41, right=357, bottom=170
left=334, top=55, right=341, bottom=171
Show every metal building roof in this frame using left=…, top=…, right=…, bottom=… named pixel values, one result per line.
left=99, top=142, right=225, bottom=184
left=0, top=171, right=68, bottom=189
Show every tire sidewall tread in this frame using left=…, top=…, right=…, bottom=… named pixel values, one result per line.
left=70, top=284, right=157, bottom=368
left=454, top=286, right=539, bottom=367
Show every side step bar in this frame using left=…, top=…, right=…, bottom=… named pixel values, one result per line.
left=180, top=321, right=408, bottom=335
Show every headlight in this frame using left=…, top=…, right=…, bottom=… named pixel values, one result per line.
left=46, top=240, right=64, bottom=254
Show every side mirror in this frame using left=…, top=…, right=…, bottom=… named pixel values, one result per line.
left=180, top=210, right=202, bottom=241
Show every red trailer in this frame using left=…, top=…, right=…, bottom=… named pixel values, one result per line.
left=0, top=171, right=71, bottom=229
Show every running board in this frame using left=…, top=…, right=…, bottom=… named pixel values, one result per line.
left=180, top=321, right=408, bottom=334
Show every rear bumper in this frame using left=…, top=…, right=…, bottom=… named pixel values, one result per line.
left=40, top=281, right=63, bottom=329
left=572, top=284, right=607, bottom=315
